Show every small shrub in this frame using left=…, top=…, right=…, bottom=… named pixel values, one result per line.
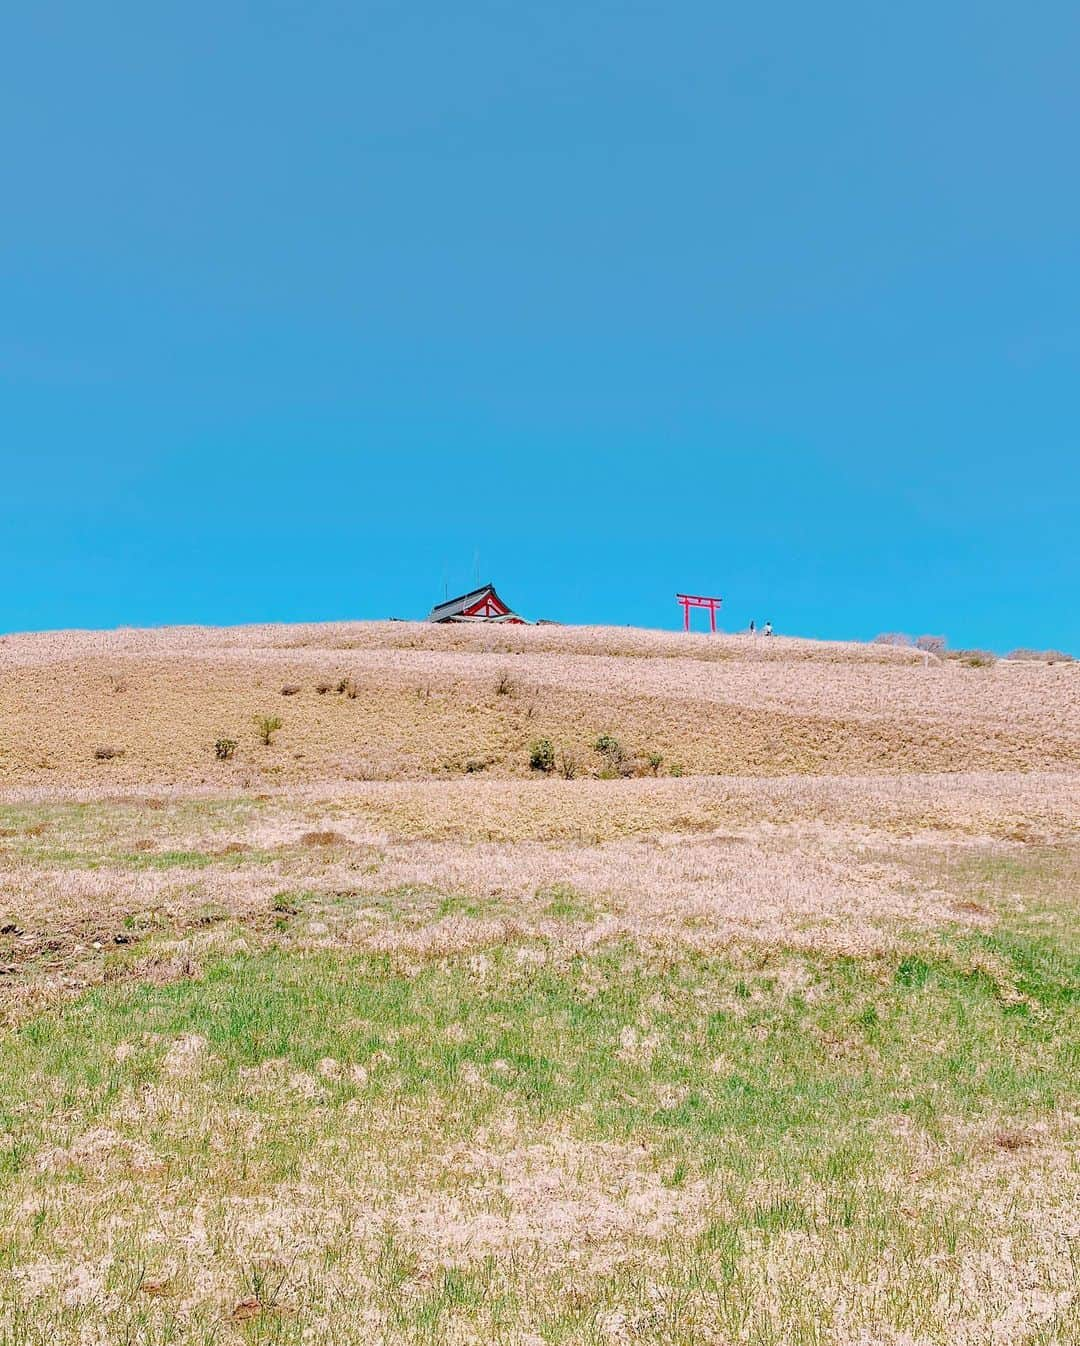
left=254, top=714, right=283, bottom=746
left=299, top=831, right=347, bottom=847
left=558, top=750, right=578, bottom=780
left=873, top=633, right=912, bottom=647
left=669, top=762, right=685, bottom=777
left=960, top=649, right=997, bottom=668
left=529, top=738, right=555, bottom=773
left=593, top=734, right=625, bottom=770
left=214, top=737, right=238, bottom=761
left=107, top=672, right=128, bottom=693
left=93, top=746, right=124, bottom=762
left=915, top=635, right=946, bottom=654
left=494, top=671, right=514, bottom=696
left=280, top=684, right=301, bottom=697
left=337, top=677, right=359, bottom=699
left=1006, top=648, right=1075, bottom=664
left=646, top=752, right=664, bottom=776
left=315, top=680, right=333, bottom=694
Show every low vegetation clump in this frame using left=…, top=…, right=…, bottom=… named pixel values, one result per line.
left=214, top=737, right=237, bottom=761
left=254, top=714, right=283, bottom=746
left=528, top=737, right=555, bottom=773
left=1007, top=647, right=1075, bottom=663
left=593, top=732, right=626, bottom=776
left=299, top=830, right=347, bottom=847
left=956, top=648, right=998, bottom=668
left=92, top=745, right=123, bottom=761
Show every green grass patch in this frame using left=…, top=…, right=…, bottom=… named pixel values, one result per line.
left=3, top=692, right=1079, bottom=1340
left=538, top=883, right=598, bottom=921
left=0, top=860, right=1076, bottom=1344
left=3, top=930, right=1074, bottom=1176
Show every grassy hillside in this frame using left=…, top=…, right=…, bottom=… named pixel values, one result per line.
left=1, top=623, right=1077, bottom=786
left=0, top=623, right=1076, bottom=1344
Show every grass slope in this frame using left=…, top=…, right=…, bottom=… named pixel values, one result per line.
left=0, top=622, right=1075, bottom=1344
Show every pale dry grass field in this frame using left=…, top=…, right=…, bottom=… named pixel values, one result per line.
left=1, top=622, right=1077, bottom=786
left=0, top=623, right=1076, bottom=1344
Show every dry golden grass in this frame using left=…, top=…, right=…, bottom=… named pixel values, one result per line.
left=0, top=771, right=1074, bottom=1025
left=1, top=622, right=1077, bottom=787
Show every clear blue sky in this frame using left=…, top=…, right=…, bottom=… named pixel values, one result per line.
left=3, top=3, right=1078, bottom=650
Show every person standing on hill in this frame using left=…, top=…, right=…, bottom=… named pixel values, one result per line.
left=748, top=619, right=756, bottom=635
left=763, top=620, right=773, bottom=636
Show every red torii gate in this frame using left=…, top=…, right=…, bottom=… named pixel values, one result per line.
left=676, top=592, right=723, bottom=633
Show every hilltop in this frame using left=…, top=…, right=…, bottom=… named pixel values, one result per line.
left=1, top=621, right=1077, bottom=790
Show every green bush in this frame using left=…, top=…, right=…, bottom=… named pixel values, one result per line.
left=593, top=734, right=624, bottom=769
left=254, top=715, right=283, bottom=746
left=214, top=737, right=238, bottom=761
left=529, top=738, right=555, bottom=773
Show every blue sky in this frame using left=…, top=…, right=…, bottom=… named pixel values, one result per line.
left=2, top=2, right=1078, bottom=650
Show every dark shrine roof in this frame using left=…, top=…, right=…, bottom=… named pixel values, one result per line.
left=426, top=583, right=525, bottom=623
